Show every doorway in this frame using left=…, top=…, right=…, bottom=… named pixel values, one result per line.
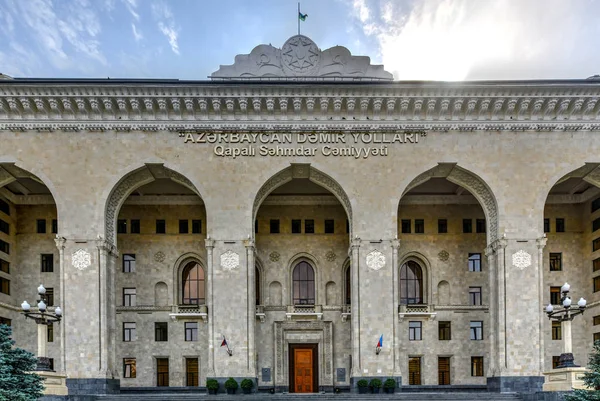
left=408, top=356, right=421, bottom=385
left=289, top=344, right=318, bottom=393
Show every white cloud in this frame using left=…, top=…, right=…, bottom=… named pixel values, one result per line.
left=123, top=0, right=139, bottom=21
left=151, top=0, right=180, bottom=55
left=350, top=0, right=600, bottom=80
left=158, top=22, right=179, bottom=55
left=132, top=23, right=143, bottom=41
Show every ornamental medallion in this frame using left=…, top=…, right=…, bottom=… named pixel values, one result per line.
left=72, top=249, right=91, bottom=270
left=221, top=250, right=240, bottom=271
left=154, top=251, right=166, bottom=263
left=438, top=250, right=449, bottom=262
left=281, top=35, right=320, bottom=74
left=269, top=251, right=280, bottom=262
left=325, top=251, right=336, bottom=262
left=512, top=250, right=532, bottom=270
left=366, top=250, right=386, bottom=271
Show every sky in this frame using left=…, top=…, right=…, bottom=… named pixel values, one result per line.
left=1, top=0, right=600, bottom=81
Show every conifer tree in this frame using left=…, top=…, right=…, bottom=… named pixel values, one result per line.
left=0, top=324, right=45, bottom=401
left=565, top=340, right=600, bottom=401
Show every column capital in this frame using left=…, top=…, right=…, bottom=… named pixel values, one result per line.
left=391, top=238, right=401, bottom=250
left=351, top=236, right=361, bottom=248
left=243, top=239, right=255, bottom=249
left=491, top=238, right=508, bottom=252
left=536, top=236, right=548, bottom=249
left=205, top=237, right=215, bottom=249
left=95, top=235, right=118, bottom=256
left=54, top=235, right=66, bottom=250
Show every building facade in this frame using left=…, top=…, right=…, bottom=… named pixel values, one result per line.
left=1, top=35, right=600, bottom=396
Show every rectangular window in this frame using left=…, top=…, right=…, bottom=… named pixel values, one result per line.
left=409, top=321, right=422, bottom=341
left=346, top=219, right=350, bottom=234
left=0, top=240, right=8, bottom=254
left=179, top=220, right=189, bottom=234
left=552, top=321, right=562, bottom=340
left=463, top=219, right=472, bottom=233
left=0, top=199, right=9, bottom=216
left=156, top=219, right=166, bottom=234
left=593, top=197, right=600, bottom=213
left=544, top=218, right=550, bottom=233
left=552, top=356, right=561, bottom=369
left=186, top=358, right=199, bottom=387
left=438, top=321, right=451, bottom=340
left=469, top=287, right=482, bottom=306
left=47, top=324, right=54, bottom=343
left=51, top=219, right=57, bottom=234
left=41, top=254, right=54, bottom=273
left=123, top=288, right=136, bottom=306
left=0, top=317, right=11, bottom=326
left=155, top=322, right=168, bottom=342
left=123, top=254, right=135, bottom=273
left=270, top=219, right=280, bottom=234
left=595, top=258, right=600, bottom=272
left=468, top=253, right=482, bottom=272
left=45, top=288, right=54, bottom=306
left=124, top=358, right=136, bottom=378
left=550, top=286, right=562, bottom=304
left=117, top=219, right=127, bottom=234
left=254, top=219, right=258, bottom=234
left=476, top=219, right=486, bottom=233
left=305, top=219, right=315, bottom=234
left=594, top=218, right=600, bottom=233
left=408, top=357, right=421, bottom=385
left=185, top=322, right=198, bottom=342
left=415, top=219, right=424, bottom=234
left=48, top=358, right=54, bottom=371
left=192, top=220, right=202, bottom=234
left=401, top=219, right=411, bottom=234
left=438, top=357, right=450, bottom=385
left=123, top=322, right=136, bottom=342
left=595, top=277, right=600, bottom=293
left=0, top=259, right=8, bottom=274
left=438, top=219, right=447, bottom=234
left=130, top=219, right=140, bottom=234
left=0, top=277, right=9, bottom=295
left=549, top=253, right=562, bottom=271
left=291, top=219, right=301, bottom=234
left=556, top=218, right=565, bottom=233
left=595, top=332, right=600, bottom=342
left=471, top=357, right=484, bottom=377
left=0, top=220, right=8, bottom=235
left=36, top=219, right=46, bottom=234
left=324, top=219, right=335, bottom=234
left=157, top=358, right=169, bottom=387
left=594, top=238, right=600, bottom=252
left=594, top=316, right=600, bottom=326
left=470, top=321, right=483, bottom=340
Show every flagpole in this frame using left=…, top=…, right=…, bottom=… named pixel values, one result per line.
left=298, top=3, right=300, bottom=35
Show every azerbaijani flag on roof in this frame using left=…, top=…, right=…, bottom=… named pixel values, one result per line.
left=298, top=11, right=308, bottom=21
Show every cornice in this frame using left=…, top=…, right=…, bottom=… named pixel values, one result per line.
left=1, top=82, right=600, bottom=132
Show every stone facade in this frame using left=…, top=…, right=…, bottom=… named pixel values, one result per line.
left=1, top=35, right=600, bottom=396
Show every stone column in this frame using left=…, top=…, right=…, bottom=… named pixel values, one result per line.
left=391, top=238, right=401, bottom=378
left=486, top=238, right=506, bottom=378
left=205, top=237, right=215, bottom=377
left=54, top=236, right=66, bottom=373
left=350, top=237, right=361, bottom=378
left=536, top=236, right=547, bottom=373
left=245, top=239, right=256, bottom=377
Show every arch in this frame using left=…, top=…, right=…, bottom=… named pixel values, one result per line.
left=437, top=280, right=450, bottom=305
left=325, top=281, right=336, bottom=305
left=172, top=253, right=206, bottom=305
left=292, top=261, right=316, bottom=305
left=342, top=258, right=351, bottom=305
left=399, top=252, right=432, bottom=305
left=154, top=282, right=168, bottom=306
left=287, top=252, right=321, bottom=305
left=401, top=163, right=499, bottom=243
left=400, top=261, right=424, bottom=304
left=103, top=163, right=203, bottom=245
left=251, top=163, right=353, bottom=236
left=269, top=281, right=282, bottom=306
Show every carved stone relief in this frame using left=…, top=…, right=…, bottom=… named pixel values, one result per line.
left=438, top=250, right=449, bottom=262
left=154, top=251, right=166, bottom=263
left=269, top=251, right=280, bottom=262
left=72, top=249, right=91, bottom=270
left=366, top=250, right=386, bottom=270
left=325, top=251, right=336, bottom=262
left=512, top=250, right=532, bottom=270
left=220, top=250, right=240, bottom=271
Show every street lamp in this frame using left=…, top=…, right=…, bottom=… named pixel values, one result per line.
left=545, top=282, right=586, bottom=368
left=21, top=284, right=62, bottom=371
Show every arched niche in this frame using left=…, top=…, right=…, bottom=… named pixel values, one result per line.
left=398, top=252, right=432, bottom=305
left=437, top=280, right=450, bottom=305
left=154, top=282, right=168, bottom=307
left=269, top=281, right=282, bottom=306
left=287, top=252, right=320, bottom=306
left=172, top=252, right=207, bottom=306
left=325, top=281, right=336, bottom=306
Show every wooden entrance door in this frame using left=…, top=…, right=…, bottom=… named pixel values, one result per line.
left=289, top=344, right=318, bottom=393
left=438, top=357, right=451, bottom=385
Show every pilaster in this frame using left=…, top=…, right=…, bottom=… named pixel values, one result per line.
left=391, top=238, right=401, bottom=377
left=244, top=238, right=257, bottom=378
left=350, top=237, right=361, bottom=378
left=205, top=237, right=215, bottom=377
left=536, top=236, right=547, bottom=374
left=54, top=235, right=66, bottom=374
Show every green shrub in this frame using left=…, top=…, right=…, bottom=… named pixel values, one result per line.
left=240, top=378, right=254, bottom=390
left=369, top=378, right=382, bottom=388
left=206, top=379, right=219, bottom=391
left=383, top=378, right=396, bottom=389
left=357, top=379, right=368, bottom=387
left=225, top=377, right=238, bottom=390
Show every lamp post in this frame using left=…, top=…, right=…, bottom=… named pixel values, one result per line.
left=21, top=284, right=62, bottom=372
left=545, top=282, right=586, bottom=368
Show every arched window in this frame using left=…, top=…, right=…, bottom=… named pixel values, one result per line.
left=182, top=262, right=205, bottom=305
left=293, top=261, right=315, bottom=305
left=345, top=264, right=351, bottom=305
left=400, top=261, right=423, bottom=305
left=255, top=266, right=261, bottom=306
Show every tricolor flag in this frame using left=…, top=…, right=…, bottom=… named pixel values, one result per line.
left=221, top=337, right=228, bottom=347
left=377, top=334, right=383, bottom=348
left=298, top=11, right=308, bottom=21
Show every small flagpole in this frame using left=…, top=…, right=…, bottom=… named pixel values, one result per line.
left=298, top=3, right=300, bottom=35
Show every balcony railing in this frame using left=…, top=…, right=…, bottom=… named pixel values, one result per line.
left=169, top=304, right=208, bottom=322
left=398, top=304, right=436, bottom=321
left=286, top=305, right=323, bottom=320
